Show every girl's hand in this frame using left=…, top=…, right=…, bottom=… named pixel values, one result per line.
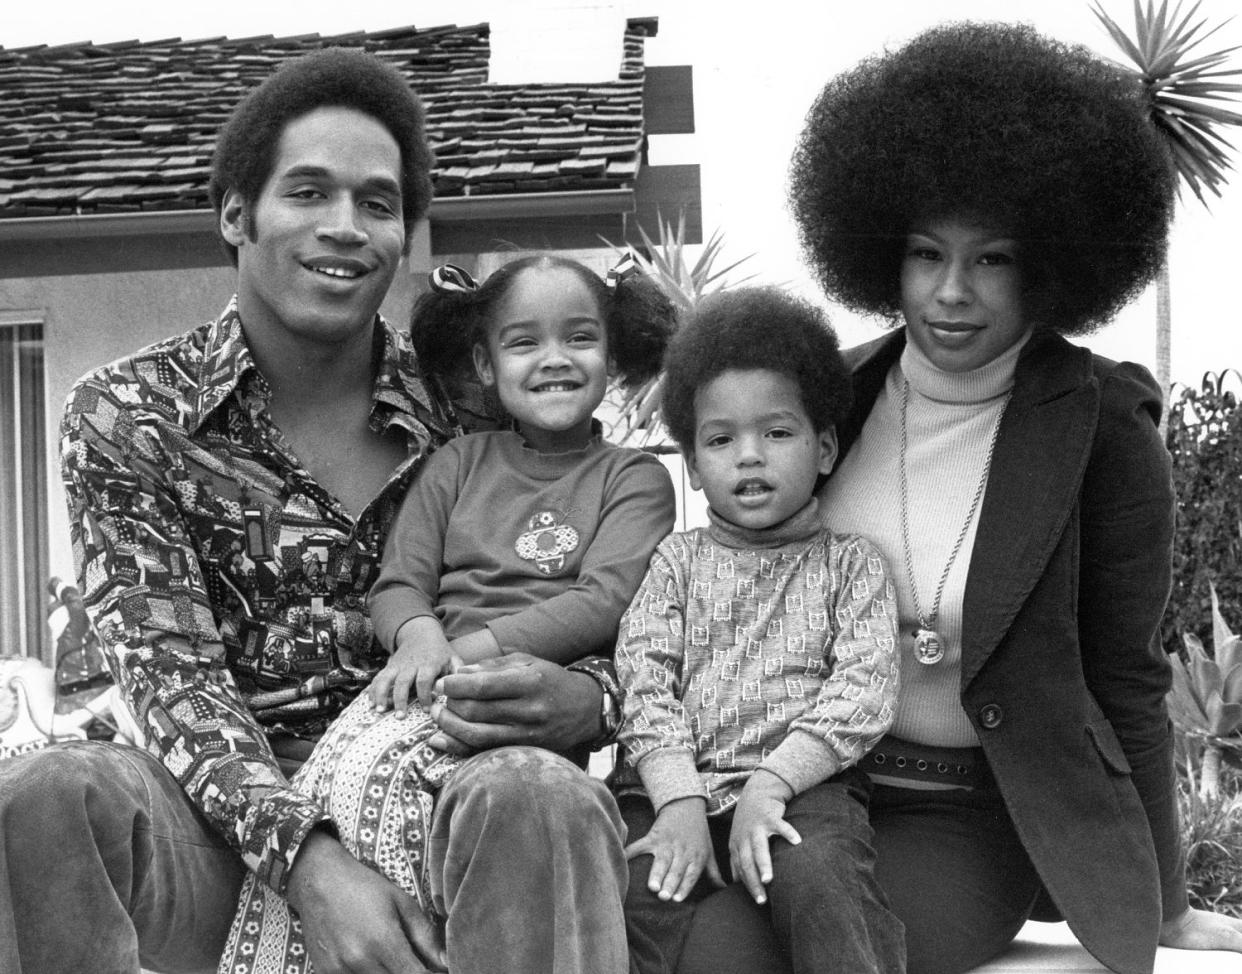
left=728, top=770, right=800, bottom=904
left=624, top=797, right=724, bottom=903
left=370, top=617, right=455, bottom=715
left=1159, top=906, right=1242, bottom=952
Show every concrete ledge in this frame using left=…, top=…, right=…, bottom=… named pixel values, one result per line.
left=141, top=921, right=1238, bottom=974
left=971, top=921, right=1239, bottom=972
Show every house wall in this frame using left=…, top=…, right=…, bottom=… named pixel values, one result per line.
left=0, top=217, right=710, bottom=661
left=0, top=223, right=431, bottom=590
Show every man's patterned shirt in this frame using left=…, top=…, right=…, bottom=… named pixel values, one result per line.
left=60, top=298, right=466, bottom=894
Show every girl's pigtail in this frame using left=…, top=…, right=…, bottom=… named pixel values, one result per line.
left=409, top=263, right=481, bottom=380
left=603, top=252, right=678, bottom=390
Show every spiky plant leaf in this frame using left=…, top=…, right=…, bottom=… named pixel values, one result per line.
left=600, top=209, right=756, bottom=445
left=1092, top=0, right=1242, bottom=203
left=1171, top=647, right=1212, bottom=728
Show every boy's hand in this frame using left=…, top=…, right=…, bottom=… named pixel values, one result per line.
left=624, top=797, right=724, bottom=903
left=370, top=617, right=456, bottom=714
left=728, top=770, right=800, bottom=904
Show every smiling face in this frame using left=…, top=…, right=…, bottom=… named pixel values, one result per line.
left=687, top=368, right=837, bottom=531
left=220, top=105, right=405, bottom=356
left=899, top=219, right=1031, bottom=373
left=472, top=266, right=609, bottom=453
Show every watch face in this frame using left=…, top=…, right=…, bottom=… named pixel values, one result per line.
left=601, top=687, right=621, bottom=734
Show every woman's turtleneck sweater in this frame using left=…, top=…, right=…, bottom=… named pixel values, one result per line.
left=818, top=333, right=1027, bottom=747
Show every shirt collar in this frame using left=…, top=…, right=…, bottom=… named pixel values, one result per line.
left=188, top=296, right=450, bottom=445
left=707, top=498, right=824, bottom=550
left=372, top=319, right=445, bottom=445
left=188, top=296, right=253, bottom=431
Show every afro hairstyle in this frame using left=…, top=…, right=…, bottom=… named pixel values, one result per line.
left=788, top=21, right=1176, bottom=334
left=411, top=254, right=678, bottom=392
left=208, top=47, right=434, bottom=265
left=661, top=286, right=851, bottom=454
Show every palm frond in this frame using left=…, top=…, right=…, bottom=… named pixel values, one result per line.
left=599, top=209, right=755, bottom=445
left=1092, top=0, right=1242, bottom=206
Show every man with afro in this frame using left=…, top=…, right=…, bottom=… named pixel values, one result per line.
left=0, top=47, right=631, bottom=974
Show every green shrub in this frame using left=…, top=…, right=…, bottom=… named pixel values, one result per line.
left=1165, top=373, right=1242, bottom=655
left=1175, top=732, right=1242, bottom=918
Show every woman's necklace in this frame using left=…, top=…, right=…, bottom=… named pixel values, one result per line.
left=898, top=377, right=1010, bottom=665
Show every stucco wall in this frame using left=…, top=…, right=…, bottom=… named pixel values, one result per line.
left=0, top=223, right=430, bottom=588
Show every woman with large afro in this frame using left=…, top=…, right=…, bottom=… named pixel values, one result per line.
left=673, top=20, right=1242, bottom=974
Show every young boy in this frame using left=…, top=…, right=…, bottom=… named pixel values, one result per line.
left=612, top=286, right=905, bottom=974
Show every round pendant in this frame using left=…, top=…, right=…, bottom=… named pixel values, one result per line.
left=913, top=628, right=945, bottom=665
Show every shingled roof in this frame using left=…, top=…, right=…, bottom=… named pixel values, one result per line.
left=0, top=19, right=654, bottom=220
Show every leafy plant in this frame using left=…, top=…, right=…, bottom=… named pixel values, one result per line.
left=602, top=210, right=755, bottom=445
left=1169, top=583, right=1242, bottom=797
left=1175, top=733, right=1242, bottom=916
left=1164, top=372, right=1242, bottom=655
left=1091, top=0, right=1242, bottom=430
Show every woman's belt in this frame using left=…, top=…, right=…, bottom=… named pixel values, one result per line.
left=859, top=735, right=990, bottom=789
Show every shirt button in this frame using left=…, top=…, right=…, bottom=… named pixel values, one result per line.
left=979, top=704, right=1003, bottom=730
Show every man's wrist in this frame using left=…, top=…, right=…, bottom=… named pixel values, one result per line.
left=285, top=824, right=339, bottom=909
left=566, top=657, right=624, bottom=750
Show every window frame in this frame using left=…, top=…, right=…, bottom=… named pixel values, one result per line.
left=0, top=310, right=50, bottom=662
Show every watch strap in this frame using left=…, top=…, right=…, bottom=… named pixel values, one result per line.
left=566, top=656, right=624, bottom=750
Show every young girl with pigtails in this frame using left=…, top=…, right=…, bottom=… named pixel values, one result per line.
left=367, top=253, right=677, bottom=716
left=219, top=253, right=677, bottom=974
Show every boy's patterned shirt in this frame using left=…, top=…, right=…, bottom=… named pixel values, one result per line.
left=59, top=297, right=463, bottom=894
left=613, top=507, right=899, bottom=815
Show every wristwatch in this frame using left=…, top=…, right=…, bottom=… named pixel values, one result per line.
left=567, top=658, right=625, bottom=749
left=598, top=679, right=622, bottom=740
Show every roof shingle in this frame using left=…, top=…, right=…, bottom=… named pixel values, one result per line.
left=0, top=20, right=653, bottom=219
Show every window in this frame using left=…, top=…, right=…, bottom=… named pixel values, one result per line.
left=0, top=314, right=49, bottom=662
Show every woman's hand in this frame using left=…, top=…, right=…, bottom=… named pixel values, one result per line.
left=426, top=652, right=602, bottom=753
left=1159, top=906, right=1242, bottom=952
left=728, top=769, right=800, bottom=905
left=625, top=797, right=724, bottom=903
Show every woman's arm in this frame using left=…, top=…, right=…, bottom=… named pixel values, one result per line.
left=1083, top=364, right=1242, bottom=953
left=1076, top=361, right=1184, bottom=916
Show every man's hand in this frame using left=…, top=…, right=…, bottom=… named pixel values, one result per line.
left=727, top=770, right=800, bottom=905
left=427, top=652, right=601, bottom=754
left=1159, top=905, right=1242, bottom=952
left=286, top=828, right=447, bottom=973
left=625, top=797, right=724, bottom=903
left=371, top=617, right=454, bottom=714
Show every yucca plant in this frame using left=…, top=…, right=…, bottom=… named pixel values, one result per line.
left=1091, top=0, right=1242, bottom=430
left=1169, top=581, right=1242, bottom=797
left=1175, top=732, right=1242, bottom=916
left=603, top=210, right=755, bottom=446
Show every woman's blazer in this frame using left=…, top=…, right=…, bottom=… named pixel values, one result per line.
left=839, top=328, right=1187, bottom=974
